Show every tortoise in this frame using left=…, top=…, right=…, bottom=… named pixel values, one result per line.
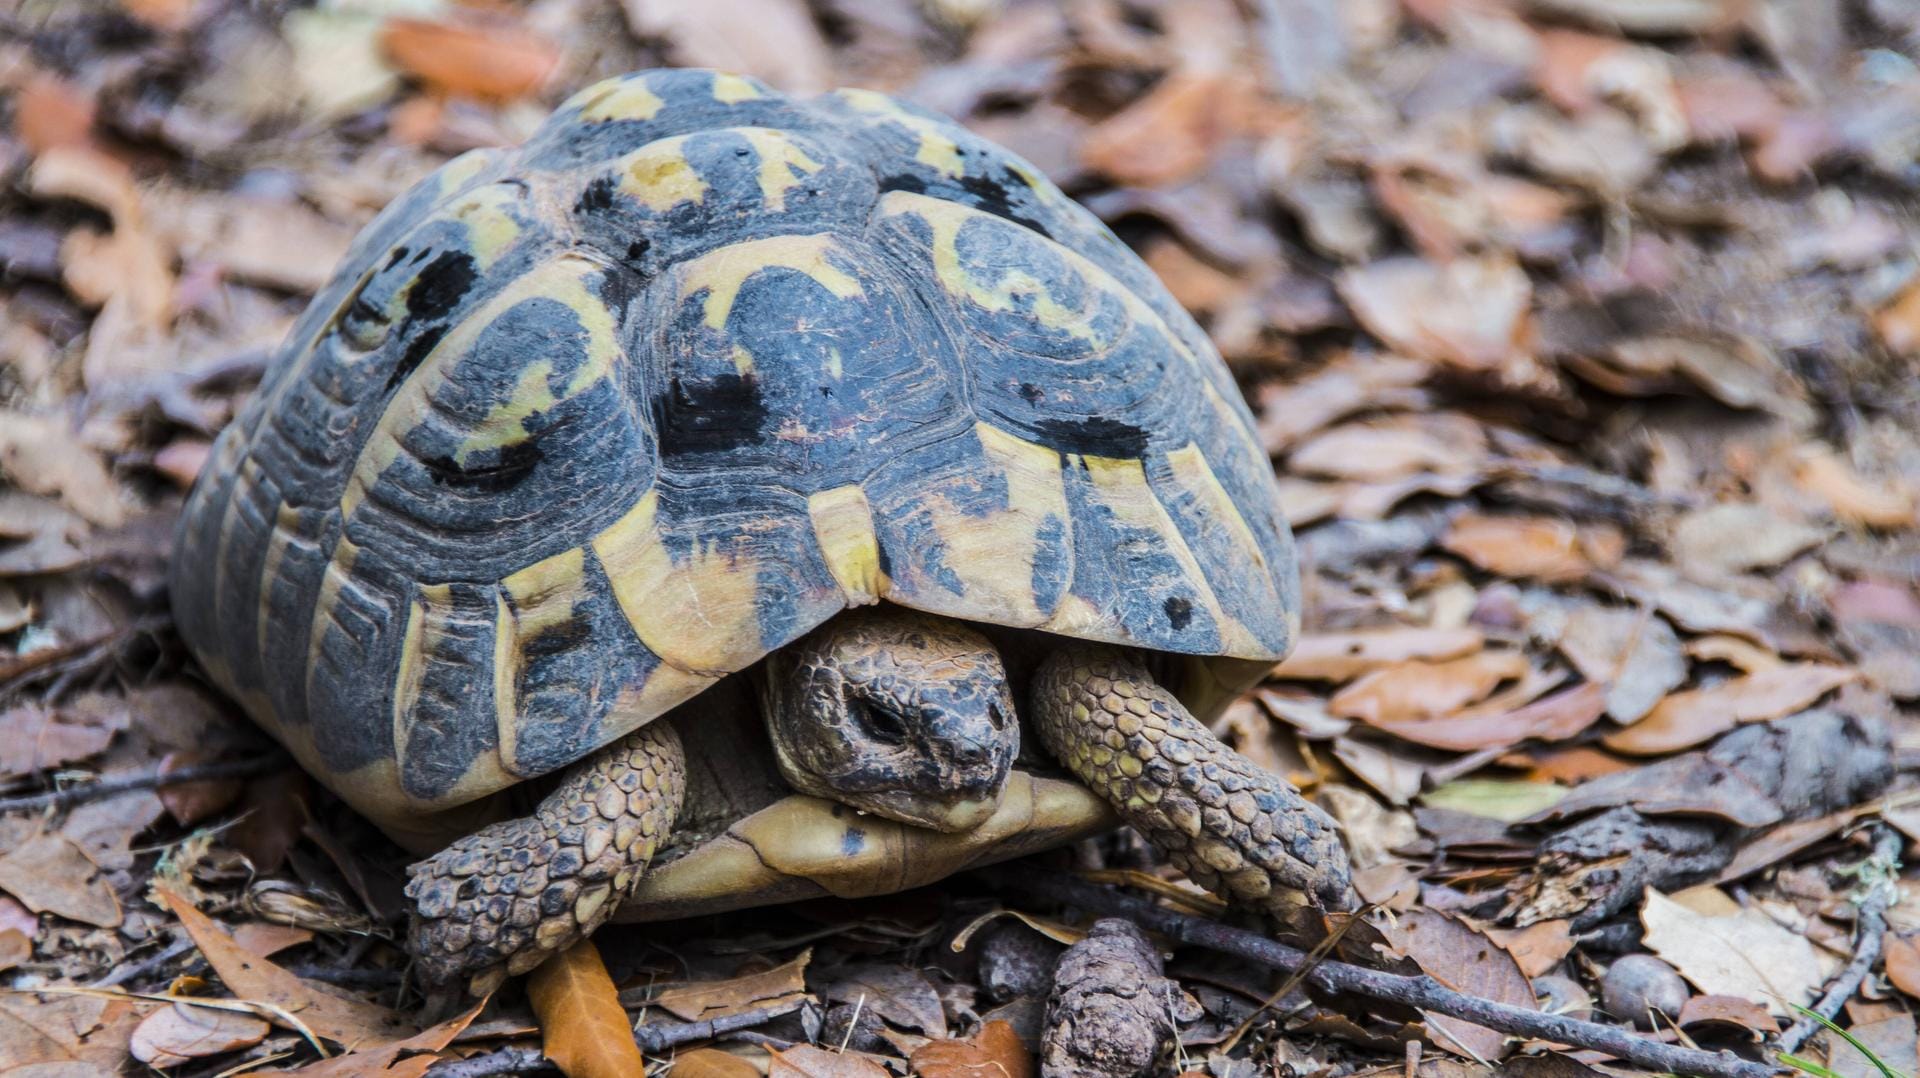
left=169, top=67, right=1354, bottom=995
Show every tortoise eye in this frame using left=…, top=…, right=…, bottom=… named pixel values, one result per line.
left=987, top=702, right=1009, bottom=730
left=849, top=695, right=908, bottom=747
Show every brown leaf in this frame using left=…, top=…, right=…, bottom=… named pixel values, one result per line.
left=620, top=0, right=832, bottom=94
left=1256, top=353, right=1432, bottom=452
left=912, top=1020, right=1034, bottom=1078
left=157, top=883, right=410, bottom=1048
left=1288, top=415, right=1485, bottom=482
left=0, top=414, right=125, bottom=528
left=228, top=772, right=311, bottom=874
left=1483, top=920, right=1574, bottom=980
left=1443, top=514, right=1605, bottom=583
left=1330, top=651, right=1530, bottom=726
left=0, top=834, right=121, bottom=927
left=1384, top=909, right=1535, bottom=1060
left=0, top=928, right=29, bottom=972
left=15, top=75, right=96, bottom=156
left=379, top=15, right=560, bottom=102
left=1874, top=277, right=1920, bottom=357
left=1827, top=1013, right=1919, bottom=1078
left=155, top=751, right=246, bottom=826
left=232, top=921, right=314, bottom=957
left=1671, top=502, right=1828, bottom=577
left=277, top=1001, right=485, bottom=1077
left=146, top=189, right=357, bottom=296
left=1602, top=664, right=1856, bottom=755
left=768, top=1045, right=892, bottom=1078
left=1676, top=994, right=1778, bottom=1035
left=1081, top=70, right=1261, bottom=189
left=1336, top=255, right=1542, bottom=384
left=1884, top=932, right=1920, bottom=1001
left=1640, top=889, right=1826, bottom=1016
left=824, top=964, right=946, bottom=1035
left=1550, top=604, right=1687, bottom=724
left=1380, top=682, right=1608, bottom=753
left=1272, top=627, right=1484, bottom=681
left=130, top=1002, right=270, bottom=1067
left=119, top=0, right=195, bottom=31
left=1791, top=448, right=1916, bottom=528
left=654, top=949, right=811, bottom=1022
left=671, top=1048, right=765, bottom=1078
left=529, top=937, right=645, bottom=1078
left=0, top=700, right=127, bottom=779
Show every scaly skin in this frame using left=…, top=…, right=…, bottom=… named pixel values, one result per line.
left=1030, top=646, right=1356, bottom=915
left=404, top=723, right=685, bottom=996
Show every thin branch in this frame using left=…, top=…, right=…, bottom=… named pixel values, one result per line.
left=1775, top=826, right=1904, bottom=1055
left=982, top=869, right=1781, bottom=1078
left=0, top=754, right=290, bottom=815
left=421, top=1000, right=805, bottom=1077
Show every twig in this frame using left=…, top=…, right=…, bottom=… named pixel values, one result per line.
left=1775, top=826, right=1904, bottom=1055
left=422, top=1000, right=804, bottom=1077
left=981, top=869, right=1781, bottom=1078
left=0, top=754, right=290, bottom=815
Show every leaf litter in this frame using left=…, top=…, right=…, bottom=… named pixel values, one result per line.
left=3, top=0, right=1919, bottom=1073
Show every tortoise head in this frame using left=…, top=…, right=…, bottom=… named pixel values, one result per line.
left=759, top=606, right=1018, bottom=833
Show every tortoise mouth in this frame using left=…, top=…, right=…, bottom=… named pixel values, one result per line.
left=854, top=788, right=1004, bottom=833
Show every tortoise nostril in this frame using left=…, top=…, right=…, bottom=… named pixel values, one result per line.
left=953, top=740, right=990, bottom=768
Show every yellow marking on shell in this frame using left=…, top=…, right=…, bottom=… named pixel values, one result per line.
left=304, top=535, right=360, bottom=681
left=835, top=88, right=965, bottom=179
left=878, top=191, right=1107, bottom=347
left=808, top=485, right=888, bottom=604
left=911, top=423, right=1072, bottom=625
left=711, top=73, right=762, bottom=103
left=679, top=233, right=863, bottom=331
left=492, top=547, right=591, bottom=770
left=575, top=77, right=666, bottom=122
left=435, top=148, right=500, bottom=197
left=447, top=185, right=524, bottom=268
left=617, top=136, right=708, bottom=212
left=390, top=586, right=435, bottom=762
left=730, top=346, right=754, bottom=376
left=592, top=490, right=766, bottom=675
left=253, top=502, right=304, bottom=669
left=737, top=128, right=823, bottom=212
left=1161, top=443, right=1277, bottom=656
left=343, top=257, right=619, bottom=518
left=1052, top=454, right=1238, bottom=649
left=208, top=451, right=258, bottom=659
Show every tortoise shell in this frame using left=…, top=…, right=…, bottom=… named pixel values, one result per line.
left=170, top=68, right=1300, bottom=823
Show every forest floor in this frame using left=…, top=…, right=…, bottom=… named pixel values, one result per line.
left=4, top=0, right=1920, bottom=1075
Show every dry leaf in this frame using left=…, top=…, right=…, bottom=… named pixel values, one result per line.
left=380, top=15, right=560, bottom=102
left=1484, top=920, right=1575, bottom=979
left=157, top=883, right=410, bottom=1048
left=130, top=1002, right=270, bottom=1067
left=620, top=0, right=831, bottom=94
left=1550, top=604, right=1687, bottom=724
left=232, top=921, right=314, bottom=957
left=0, top=834, right=121, bottom=927
left=0, top=928, right=29, bottom=972
left=529, top=938, right=645, bottom=1078
left=1381, top=681, right=1608, bottom=753
left=1671, top=502, right=1827, bottom=576
left=1330, top=651, right=1529, bottom=725
left=1873, top=277, right=1920, bottom=357
left=0, top=701, right=126, bottom=779
left=654, top=950, right=811, bottom=1022
left=1081, top=70, right=1261, bottom=189
left=672, top=1048, right=766, bottom=1078
left=1273, top=627, right=1484, bottom=681
left=910, top=1020, right=1034, bottom=1078
left=1443, top=514, right=1604, bottom=583
left=1602, top=664, right=1856, bottom=755
left=1256, top=353, right=1432, bottom=451
left=1331, top=737, right=1430, bottom=805
left=1640, top=889, right=1825, bottom=1015
left=1790, top=448, right=1915, bottom=528
left=1828, top=1013, right=1919, bottom=1078
left=277, top=1001, right=485, bottom=1077
left=823, top=965, right=946, bottom=1035
left=1884, top=932, right=1920, bottom=1001
left=1289, top=418, right=1484, bottom=481
left=1336, top=255, right=1539, bottom=383
left=0, top=414, right=125, bottom=528
left=768, top=1045, right=892, bottom=1078
left=15, top=75, right=96, bottom=155
left=1384, top=909, right=1535, bottom=1060
left=1675, top=994, right=1778, bottom=1035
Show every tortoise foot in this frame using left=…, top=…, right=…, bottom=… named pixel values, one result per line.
left=404, top=723, right=686, bottom=995
left=1030, top=647, right=1356, bottom=915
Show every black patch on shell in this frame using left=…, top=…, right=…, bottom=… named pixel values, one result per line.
left=574, top=175, right=618, bottom=217
left=386, top=322, right=450, bottom=393
left=651, top=374, right=770, bottom=456
left=1031, top=415, right=1150, bottom=458
left=626, top=237, right=650, bottom=263
left=878, top=172, right=1054, bottom=240
left=419, top=441, right=544, bottom=493
left=404, top=250, right=479, bottom=323
left=1164, top=596, right=1193, bottom=630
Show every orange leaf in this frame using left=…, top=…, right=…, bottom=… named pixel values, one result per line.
left=278, top=1001, right=486, bottom=1077
left=910, top=1020, right=1034, bottom=1078
left=1329, top=651, right=1530, bottom=726
left=655, top=949, right=811, bottom=1022
left=671, top=1047, right=765, bottom=1078
left=15, top=75, right=96, bottom=156
left=528, top=938, right=645, bottom=1078
left=768, top=1045, right=891, bottom=1078
left=1442, top=513, right=1604, bottom=583
left=380, top=15, right=560, bottom=102
left=1080, top=70, right=1264, bottom=189
left=155, top=882, right=411, bottom=1049
left=1273, top=627, right=1484, bottom=681
left=1601, top=664, right=1856, bottom=755
left=130, top=1002, right=269, bottom=1067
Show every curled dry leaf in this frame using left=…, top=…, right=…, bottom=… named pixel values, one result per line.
left=653, top=948, right=811, bottom=1022
left=1330, top=651, right=1530, bottom=725
left=0, top=414, right=125, bottom=528
left=1675, top=994, right=1778, bottom=1036
left=909, top=1020, right=1034, bottom=1078
left=1381, top=681, right=1607, bottom=753
left=1255, top=353, right=1432, bottom=452
left=1272, top=626, right=1484, bottom=680
left=1443, top=514, right=1612, bottom=583
left=1288, top=415, right=1485, bottom=481
left=379, top=15, right=561, bottom=102
left=276, top=1001, right=485, bottom=1077
left=130, top=1002, right=270, bottom=1068
left=1883, top=931, right=1920, bottom=1001
left=823, top=965, right=946, bottom=1036
left=1081, top=69, right=1263, bottom=189
left=671, top=1048, right=765, bottom=1078
left=1639, top=889, right=1826, bottom=1016
left=156, top=883, right=410, bottom=1048
left=1602, top=663, right=1856, bottom=755
left=1790, top=447, right=1916, bottom=528
left=529, top=938, right=645, bottom=1078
